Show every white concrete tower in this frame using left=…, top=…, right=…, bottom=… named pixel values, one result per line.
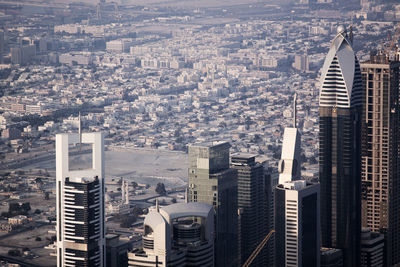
left=278, top=94, right=302, bottom=184
left=56, top=132, right=105, bottom=267
left=122, top=179, right=129, bottom=205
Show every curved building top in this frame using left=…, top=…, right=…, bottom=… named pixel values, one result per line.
left=319, top=26, right=362, bottom=108
left=160, top=202, right=214, bottom=221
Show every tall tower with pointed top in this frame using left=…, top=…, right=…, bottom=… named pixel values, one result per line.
left=278, top=94, right=302, bottom=185
left=319, top=26, right=362, bottom=267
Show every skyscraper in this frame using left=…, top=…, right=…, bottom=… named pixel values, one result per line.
left=188, top=142, right=237, bottom=267
left=319, top=26, right=362, bottom=267
left=360, top=52, right=400, bottom=266
left=128, top=202, right=214, bottom=267
left=56, top=133, right=106, bottom=267
left=278, top=94, right=302, bottom=185
left=360, top=228, right=384, bottom=267
left=231, top=154, right=269, bottom=266
left=275, top=180, right=320, bottom=267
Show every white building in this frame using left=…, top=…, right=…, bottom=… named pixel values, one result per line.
left=275, top=180, right=321, bottom=267
left=56, top=132, right=106, bottom=267
left=128, top=202, right=214, bottom=267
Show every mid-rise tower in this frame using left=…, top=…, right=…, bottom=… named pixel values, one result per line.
left=319, top=26, right=362, bottom=267
left=128, top=202, right=214, bottom=267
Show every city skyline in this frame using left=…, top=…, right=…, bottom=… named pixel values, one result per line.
left=1, top=0, right=400, bottom=266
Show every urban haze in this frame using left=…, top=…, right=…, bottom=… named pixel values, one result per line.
left=0, top=0, right=399, bottom=266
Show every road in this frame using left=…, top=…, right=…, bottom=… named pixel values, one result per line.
left=1, top=148, right=91, bottom=170
left=0, top=254, right=50, bottom=267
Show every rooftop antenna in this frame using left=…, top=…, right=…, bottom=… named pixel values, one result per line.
left=293, top=93, right=297, bottom=128
left=78, top=112, right=82, bottom=142
left=349, top=25, right=353, bottom=44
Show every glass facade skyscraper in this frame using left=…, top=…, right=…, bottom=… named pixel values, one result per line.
left=188, top=142, right=238, bottom=267
left=319, top=26, right=362, bottom=267
left=231, top=154, right=269, bottom=266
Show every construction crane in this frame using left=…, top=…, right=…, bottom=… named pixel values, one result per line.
left=242, top=230, right=275, bottom=267
left=384, top=24, right=400, bottom=60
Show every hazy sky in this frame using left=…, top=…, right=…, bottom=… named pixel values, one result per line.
left=24, top=0, right=286, bottom=8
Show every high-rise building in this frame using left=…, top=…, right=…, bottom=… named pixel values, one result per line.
left=275, top=180, right=320, bottom=267
left=188, top=142, right=237, bottom=267
left=360, top=228, right=384, bottom=267
left=320, top=248, right=343, bottom=267
left=319, top=26, right=362, bottom=267
left=360, top=52, right=400, bottom=266
left=292, top=54, right=309, bottom=72
left=0, top=30, right=4, bottom=64
left=128, top=202, right=214, bottom=267
left=10, top=44, right=35, bottom=65
left=278, top=94, right=302, bottom=185
left=56, top=133, right=106, bottom=267
left=231, top=154, right=269, bottom=266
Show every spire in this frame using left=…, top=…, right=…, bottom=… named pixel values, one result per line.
left=185, top=188, right=188, bottom=203
left=293, top=93, right=297, bottom=128
left=349, top=25, right=353, bottom=44
left=155, top=198, right=159, bottom=212
left=78, top=112, right=82, bottom=144
left=125, top=181, right=129, bottom=205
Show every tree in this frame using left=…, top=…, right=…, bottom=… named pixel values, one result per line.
left=35, top=237, right=42, bottom=241
left=131, top=181, right=138, bottom=188
left=21, top=202, right=31, bottom=214
left=120, top=215, right=136, bottom=228
left=155, top=183, right=166, bottom=195
left=34, top=209, right=41, bottom=214
left=171, top=198, right=177, bottom=203
left=8, top=249, right=20, bottom=257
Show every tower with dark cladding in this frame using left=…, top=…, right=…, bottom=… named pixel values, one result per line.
left=319, top=26, right=362, bottom=267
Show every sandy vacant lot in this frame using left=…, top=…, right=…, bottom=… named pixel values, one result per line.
left=23, top=148, right=188, bottom=187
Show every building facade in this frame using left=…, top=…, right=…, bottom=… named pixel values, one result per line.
left=360, top=228, right=384, bottom=267
left=319, top=26, right=362, bottom=267
left=360, top=53, right=400, bottom=266
left=188, top=142, right=238, bottom=267
left=275, top=180, right=320, bottom=267
left=56, top=133, right=106, bottom=267
left=231, top=154, right=269, bottom=266
left=128, top=202, right=214, bottom=267
left=320, top=248, right=343, bottom=267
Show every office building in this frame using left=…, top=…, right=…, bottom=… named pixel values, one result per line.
left=106, top=234, right=133, bottom=267
left=56, top=132, right=106, bottom=267
left=319, top=26, right=362, bottom=267
left=188, top=142, right=238, bottom=267
left=275, top=180, right=320, bottom=267
left=360, top=52, right=400, bottom=266
left=128, top=202, right=214, bottom=267
left=231, top=154, right=269, bottom=266
left=360, top=228, right=384, bottom=267
left=292, top=54, right=309, bottom=72
left=10, top=44, right=35, bottom=65
left=0, top=30, right=3, bottom=64
left=320, top=248, right=343, bottom=267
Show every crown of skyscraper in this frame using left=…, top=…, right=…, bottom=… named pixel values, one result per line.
left=319, top=26, right=362, bottom=108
